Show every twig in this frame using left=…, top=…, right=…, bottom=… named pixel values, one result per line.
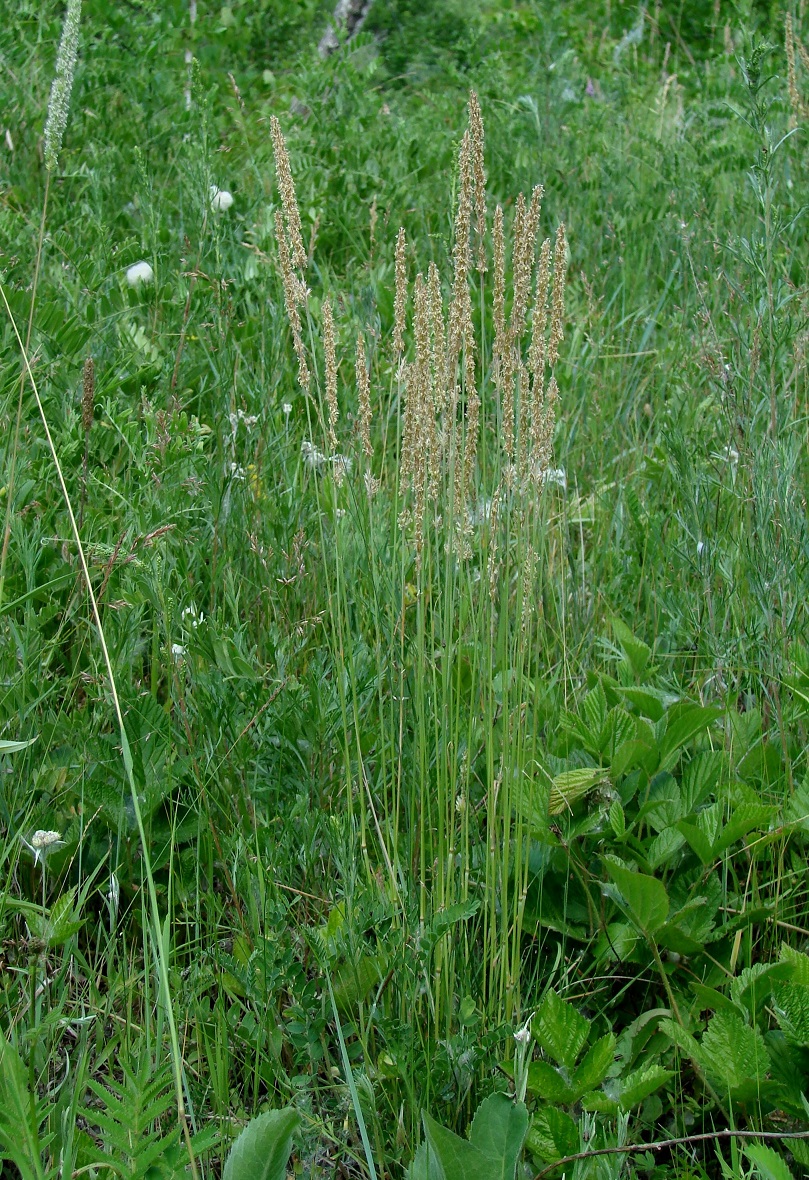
left=532, top=1127, right=809, bottom=1180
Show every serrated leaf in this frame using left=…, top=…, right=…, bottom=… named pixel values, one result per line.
left=701, top=1011, right=769, bottom=1091
left=617, top=1063, right=673, bottom=1110
left=745, top=1143, right=795, bottom=1180
left=572, top=1033, right=616, bottom=1093
left=526, top=1108, right=578, bottom=1165
left=772, top=983, right=809, bottom=1046
left=222, top=1108, right=300, bottom=1180
left=658, top=703, right=722, bottom=770
left=422, top=1112, right=492, bottom=1180
left=548, top=768, right=607, bottom=815
left=609, top=799, right=626, bottom=838
left=604, top=859, right=669, bottom=938
left=647, top=828, right=685, bottom=870
left=780, top=945, right=809, bottom=985
left=612, top=619, right=651, bottom=679
left=525, top=1060, right=578, bottom=1105
left=46, top=888, right=84, bottom=948
left=533, top=990, right=590, bottom=1070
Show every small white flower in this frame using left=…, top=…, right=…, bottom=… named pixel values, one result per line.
left=210, top=185, right=234, bottom=213
left=126, top=260, right=154, bottom=287
left=181, top=604, right=204, bottom=628
left=171, top=643, right=186, bottom=659
left=23, top=829, right=65, bottom=866
left=301, top=440, right=327, bottom=470
left=541, top=466, right=567, bottom=489
left=696, top=541, right=705, bottom=556
left=513, top=1020, right=532, bottom=1048
left=229, top=462, right=246, bottom=481
left=282, top=402, right=292, bottom=418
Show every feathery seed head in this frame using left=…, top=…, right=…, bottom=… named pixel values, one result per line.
left=270, top=116, right=307, bottom=270
left=549, top=223, right=567, bottom=367
left=356, top=333, right=373, bottom=460
left=82, top=356, right=94, bottom=435
left=467, top=91, right=487, bottom=273
left=393, top=226, right=408, bottom=357
left=44, top=0, right=82, bottom=172
left=322, top=298, right=339, bottom=451
left=275, top=209, right=310, bottom=391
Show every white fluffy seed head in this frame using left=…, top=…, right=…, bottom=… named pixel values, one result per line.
left=126, top=260, right=154, bottom=287
left=210, top=185, right=234, bottom=212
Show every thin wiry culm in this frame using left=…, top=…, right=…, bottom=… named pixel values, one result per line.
left=81, top=356, right=95, bottom=435
left=44, top=0, right=82, bottom=172
left=270, top=116, right=307, bottom=271
left=355, top=333, right=373, bottom=460
left=322, top=298, right=339, bottom=451
left=467, top=91, right=487, bottom=273
left=274, top=210, right=310, bottom=392
left=393, top=227, right=408, bottom=357
left=548, top=223, right=567, bottom=367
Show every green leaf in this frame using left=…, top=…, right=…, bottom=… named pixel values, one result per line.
left=701, top=1011, right=769, bottom=1092
left=571, top=1033, right=616, bottom=1093
left=604, top=859, right=669, bottom=938
left=533, top=990, right=590, bottom=1070
left=548, top=768, right=607, bottom=816
left=469, top=1094, right=528, bottom=1180
left=407, top=1141, right=444, bottom=1180
left=525, top=1061, right=579, bottom=1105
left=525, top=1108, right=578, bottom=1165
left=422, top=1113, right=492, bottom=1180
left=617, top=1064, right=673, bottom=1110
left=0, top=737, right=37, bottom=754
left=745, top=1144, right=795, bottom=1180
left=658, top=703, right=722, bottom=770
left=223, top=1108, right=300, bottom=1180
left=0, top=1034, right=45, bottom=1180
left=612, top=619, right=651, bottom=679
left=772, top=983, right=809, bottom=1046
left=45, top=888, right=84, bottom=948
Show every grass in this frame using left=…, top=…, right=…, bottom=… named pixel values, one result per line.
left=2, top=0, right=809, bottom=1177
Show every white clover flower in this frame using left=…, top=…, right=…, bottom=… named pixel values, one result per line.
left=126, top=261, right=154, bottom=287
left=210, top=185, right=234, bottom=213
left=23, top=829, right=65, bottom=866
left=282, top=402, right=292, bottom=418
left=171, top=643, right=186, bottom=659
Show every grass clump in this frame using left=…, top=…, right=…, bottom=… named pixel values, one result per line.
left=1, top=2, right=809, bottom=1178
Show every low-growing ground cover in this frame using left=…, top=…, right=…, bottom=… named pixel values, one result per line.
left=2, top=1, right=809, bottom=1176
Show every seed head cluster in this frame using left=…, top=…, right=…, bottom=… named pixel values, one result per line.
left=44, top=0, right=82, bottom=172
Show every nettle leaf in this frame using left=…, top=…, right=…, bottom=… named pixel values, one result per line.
left=680, top=751, right=723, bottom=813
left=604, top=858, right=669, bottom=938
left=46, top=888, right=84, bottom=947
left=616, top=685, right=678, bottom=723
left=533, top=990, right=590, bottom=1070
left=745, top=1143, right=795, bottom=1180
left=780, top=945, right=809, bottom=985
left=772, top=983, right=809, bottom=1046
left=731, top=964, right=791, bottom=1017
left=700, top=1011, right=769, bottom=1092
left=582, top=682, right=609, bottom=752
left=526, top=1108, right=578, bottom=1165
left=222, top=1107, right=300, bottom=1180
left=712, top=803, right=775, bottom=856
left=647, top=828, right=686, bottom=872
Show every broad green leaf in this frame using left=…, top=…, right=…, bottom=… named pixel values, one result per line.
left=780, top=945, right=809, bottom=985
left=647, top=828, right=685, bottom=871
left=676, top=819, right=714, bottom=865
left=571, top=1033, right=616, bottom=1093
left=525, top=1060, right=578, bottom=1105
left=604, top=859, right=669, bottom=938
left=617, top=1063, right=673, bottom=1110
left=525, top=1108, right=578, bottom=1165
left=222, top=1108, right=300, bottom=1180
left=609, top=799, right=626, bottom=838
left=548, top=768, right=607, bottom=816
left=533, top=990, right=590, bottom=1070
left=0, top=1034, right=45, bottom=1180
left=658, top=703, right=722, bottom=769
left=712, top=803, right=775, bottom=856
left=422, top=1112, right=492, bottom=1180
left=615, top=686, right=676, bottom=722
left=745, top=1143, right=795, bottom=1180
left=772, top=983, right=809, bottom=1046
left=658, top=1018, right=702, bottom=1063
left=469, top=1094, right=528, bottom=1180
left=701, top=1011, right=769, bottom=1091
left=407, top=1141, right=444, bottom=1180
left=612, top=619, right=651, bottom=679
left=611, top=739, right=655, bottom=779
left=46, top=888, right=84, bottom=947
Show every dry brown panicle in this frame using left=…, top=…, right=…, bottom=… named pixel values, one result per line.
left=270, top=116, right=307, bottom=271
left=322, top=298, right=338, bottom=451
left=393, top=226, right=408, bottom=358
left=82, top=356, right=95, bottom=436
left=274, top=209, right=310, bottom=392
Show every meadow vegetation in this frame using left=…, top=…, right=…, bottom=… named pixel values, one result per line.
left=2, top=0, right=809, bottom=1176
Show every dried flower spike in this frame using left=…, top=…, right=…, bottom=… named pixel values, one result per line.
left=322, top=298, right=339, bottom=451
left=270, top=116, right=307, bottom=271
left=81, top=356, right=94, bottom=434
left=44, top=0, right=82, bottom=172
left=393, top=227, right=408, bottom=357
left=356, top=333, right=373, bottom=459
left=467, top=91, right=487, bottom=273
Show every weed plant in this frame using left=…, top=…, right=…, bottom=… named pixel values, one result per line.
left=1, top=1, right=809, bottom=1178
